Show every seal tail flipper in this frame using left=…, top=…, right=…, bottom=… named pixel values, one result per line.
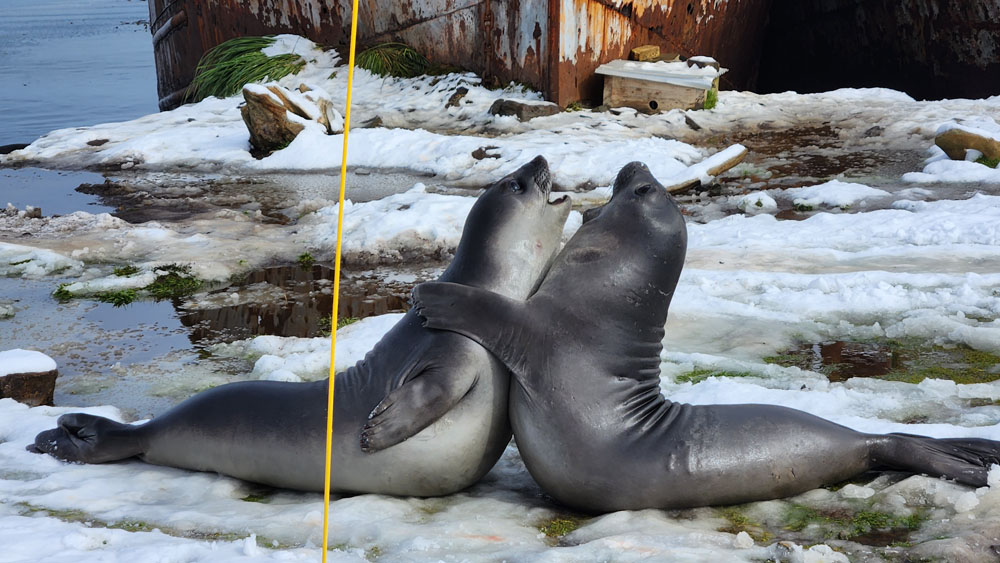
left=30, top=413, right=143, bottom=464
left=360, top=362, right=477, bottom=453
left=870, top=432, right=1000, bottom=487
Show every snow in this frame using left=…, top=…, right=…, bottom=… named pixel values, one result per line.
left=778, top=179, right=891, bottom=209
left=0, top=349, right=57, bottom=376
left=2, top=32, right=1000, bottom=563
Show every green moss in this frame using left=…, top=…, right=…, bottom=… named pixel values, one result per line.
left=147, top=264, right=201, bottom=300
left=8, top=259, right=31, bottom=266
left=364, top=545, right=383, bottom=560
left=52, top=283, right=74, bottom=302
left=676, top=368, right=757, bottom=384
left=240, top=494, right=271, bottom=503
left=296, top=252, right=315, bottom=268
left=188, top=36, right=305, bottom=102
left=703, top=88, right=718, bottom=110
left=717, top=506, right=773, bottom=543
left=782, top=504, right=926, bottom=540
left=113, top=264, right=140, bottom=277
left=975, top=155, right=1000, bottom=168
left=765, top=339, right=1000, bottom=385
left=338, top=316, right=360, bottom=329
left=565, top=101, right=584, bottom=112
left=95, top=289, right=138, bottom=307
left=356, top=42, right=429, bottom=78
left=793, top=203, right=815, bottom=212
left=538, top=515, right=587, bottom=539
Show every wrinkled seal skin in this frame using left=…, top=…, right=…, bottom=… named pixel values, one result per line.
left=32, top=156, right=571, bottom=497
left=413, top=161, right=1000, bottom=512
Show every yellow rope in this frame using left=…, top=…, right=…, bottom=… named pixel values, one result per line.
left=322, top=1, right=360, bottom=560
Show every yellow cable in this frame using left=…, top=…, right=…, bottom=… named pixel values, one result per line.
left=322, top=1, right=360, bottom=560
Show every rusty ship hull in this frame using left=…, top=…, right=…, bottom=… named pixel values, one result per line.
left=148, top=0, right=1000, bottom=111
left=147, top=0, right=774, bottom=110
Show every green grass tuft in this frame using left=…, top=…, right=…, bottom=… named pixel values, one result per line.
left=187, top=36, right=306, bottom=102
left=147, top=264, right=201, bottom=300
left=703, top=88, right=718, bottom=110
left=113, top=264, right=140, bottom=277
left=52, top=283, right=74, bottom=302
left=95, top=289, right=138, bottom=307
left=356, top=42, right=429, bottom=78
left=296, top=252, right=315, bottom=268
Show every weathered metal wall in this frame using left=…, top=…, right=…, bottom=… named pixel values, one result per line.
left=148, top=0, right=493, bottom=110
left=148, top=0, right=771, bottom=110
left=549, top=0, right=774, bottom=106
left=758, top=0, right=1000, bottom=100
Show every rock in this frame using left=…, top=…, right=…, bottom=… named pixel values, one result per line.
left=445, top=87, right=469, bottom=108
left=863, top=125, right=884, bottom=138
left=360, top=115, right=384, bottom=129
left=87, top=139, right=109, bottom=147
left=630, top=45, right=660, bottom=61
left=241, top=86, right=306, bottom=154
left=935, top=128, right=1000, bottom=161
left=472, top=146, right=501, bottom=160
left=24, top=206, right=41, bottom=219
left=0, top=143, right=29, bottom=155
left=684, top=114, right=703, bottom=131
left=0, top=349, right=58, bottom=407
left=241, top=83, right=344, bottom=154
left=489, top=98, right=561, bottom=121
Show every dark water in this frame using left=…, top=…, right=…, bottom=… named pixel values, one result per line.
left=0, top=0, right=157, bottom=145
left=1, top=168, right=114, bottom=214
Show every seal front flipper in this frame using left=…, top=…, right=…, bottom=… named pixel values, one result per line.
left=412, top=281, right=535, bottom=377
left=360, top=364, right=477, bottom=453
left=31, top=413, right=143, bottom=464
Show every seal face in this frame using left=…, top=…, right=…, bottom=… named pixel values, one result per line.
left=32, top=156, right=571, bottom=497
left=413, top=161, right=1000, bottom=511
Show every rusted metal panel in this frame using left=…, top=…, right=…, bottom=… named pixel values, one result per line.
left=149, top=0, right=492, bottom=110
left=549, top=0, right=774, bottom=107
left=759, top=0, right=1000, bottom=100
left=148, top=0, right=771, bottom=111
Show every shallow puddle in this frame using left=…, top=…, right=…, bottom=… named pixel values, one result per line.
left=767, top=340, right=1000, bottom=384
left=179, top=264, right=426, bottom=343
left=1, top=167, right=114, bottom=215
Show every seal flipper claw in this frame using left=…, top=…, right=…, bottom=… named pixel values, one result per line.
left=32, top=413, right=143, bottom=464
left=360, top=364, right=477, bottom=453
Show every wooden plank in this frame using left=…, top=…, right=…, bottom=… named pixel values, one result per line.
left=603, top=75, right=706, bottom=113
left=629, top=45, right=660, bottom=61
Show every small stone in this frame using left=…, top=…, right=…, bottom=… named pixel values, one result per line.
left=733, top=531, right=754, bottom=549
left=86, top=139, right=109, bottom=146
left=445, top=87, right=469, bottom=108
left=684, top=114, right=702, bottom=131
left=863, top=126, right=884, bottom=138
left=935, top=128, right=1000, bottom=161
left=472, top=146, right=501, bottom=160
left=489, top=99, right=561, bottom=121
left=24, top=205, right=42, bottom=219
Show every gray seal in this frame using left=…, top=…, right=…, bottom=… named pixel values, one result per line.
left=32, top=156, right=571, bottom=497
left=412, top=161, right=1000, bottom=511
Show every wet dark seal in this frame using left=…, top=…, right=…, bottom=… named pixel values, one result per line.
left=413, top=161, right=1000, bottom=511
left=32, top=156, right=571, bottom=496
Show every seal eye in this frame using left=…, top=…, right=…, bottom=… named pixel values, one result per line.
left=509, top=180, right=524, bottom=193
left=635, top=184, right=654, bottom=196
